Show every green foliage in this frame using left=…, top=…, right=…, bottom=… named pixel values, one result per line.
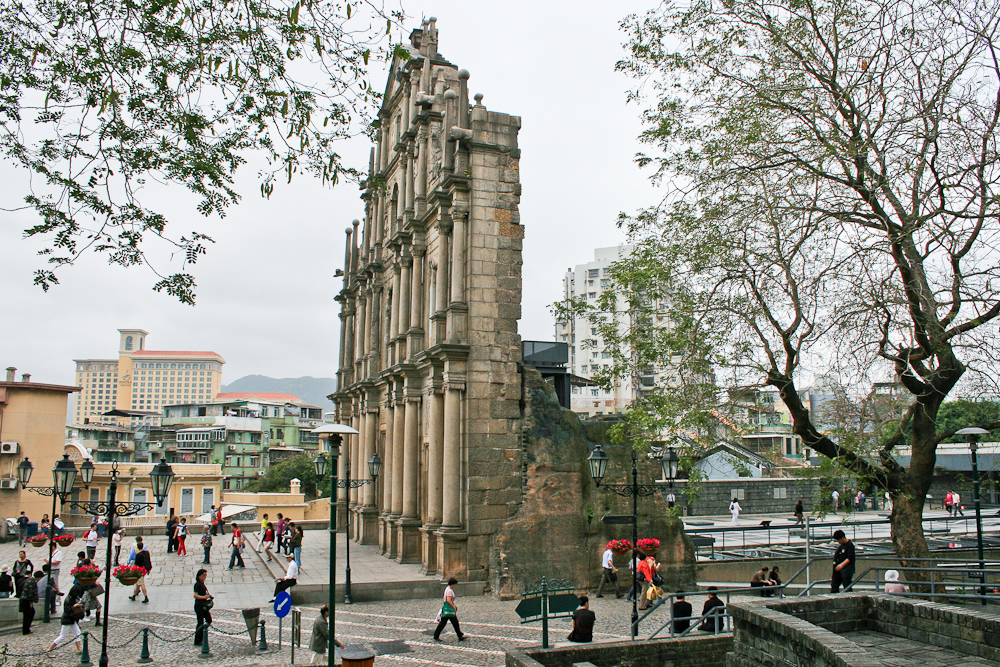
left=244, top=453, right=328, bottom=499
left=937, top=400, right=1000, bottom=442
left=1, top=0, right=403, bottom=303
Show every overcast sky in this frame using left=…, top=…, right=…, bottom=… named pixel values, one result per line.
left=0, top=0, right=660, bottom=393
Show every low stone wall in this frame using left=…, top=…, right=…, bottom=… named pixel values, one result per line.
left=725, top=593, right=1000, bottom=666
left=676, top=478, right=823, bottom=516
left=505, top=635, right=732, bottom=667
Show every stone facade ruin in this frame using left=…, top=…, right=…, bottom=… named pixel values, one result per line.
left=332, top=18, right=524, bottom=582
left=333, top=19, right=694, bottom=593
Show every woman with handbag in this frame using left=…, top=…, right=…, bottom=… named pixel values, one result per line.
left=193, top=569, right=214, bottom=646
left=432, top=577, right=468, bottom=642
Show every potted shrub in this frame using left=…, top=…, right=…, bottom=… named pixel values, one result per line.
left=112, top=564, right=145, bottom=586
left=637, top=538, right=660, bottom=555
left=26, top=535, right=48, bottom=548
left=606, top=539, right=632, bottom=554
left=71, top=563, right=102, bottom=586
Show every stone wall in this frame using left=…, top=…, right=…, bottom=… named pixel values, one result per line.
left=676, top=477, right=824, bottom=516
left=489, top=366, right=697, bottom=598
left=505, top=636, right=733, bottom=667
left=725, top=594, right=1000, bottom=666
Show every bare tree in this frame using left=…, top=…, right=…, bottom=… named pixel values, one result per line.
left=613, top=0, right=1000, bottom=564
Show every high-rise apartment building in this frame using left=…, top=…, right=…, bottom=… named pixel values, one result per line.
left=73, top=329, right=225, bottom=424
left=556, top=246, right=635, bottom=416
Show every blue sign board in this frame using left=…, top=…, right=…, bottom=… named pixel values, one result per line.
left=274, top=591, right=292, bottom=619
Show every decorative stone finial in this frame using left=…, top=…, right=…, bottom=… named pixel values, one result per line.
left=458, top=69, right=470, bottom=80
left=444, top=89, right=458, bottom=100
left=345, top=227, right=353, bottom=235
left=474, top=93, right=484, bottom=105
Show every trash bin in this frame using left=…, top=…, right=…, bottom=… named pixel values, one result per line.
left=340, top=647, right=376, bottom=666
left=27, top=522, right=39, bottom=538
left=0, top=519, right=10, bottom=544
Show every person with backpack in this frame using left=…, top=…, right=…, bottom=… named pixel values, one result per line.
left=127, top=537, right=152, bottom=603
left=47, top=582, right=86, bottom=653
left=226, top=523, right=245, bottom=570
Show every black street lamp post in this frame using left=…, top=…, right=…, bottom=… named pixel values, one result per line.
left=956, top=427, right=989, bottom=605
left=312, top=426, right=381, bottom=667
left=587, top=444, right=679, bottom=639
left=18, top=456, right=174, bottom=666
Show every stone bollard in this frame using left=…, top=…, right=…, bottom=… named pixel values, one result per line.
left=79, top=631, right=92, bottom=667
left=137, top=627, right=152, bottom=663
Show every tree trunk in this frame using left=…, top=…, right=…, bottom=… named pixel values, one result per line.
left=888, top=492, right=931, bottom=578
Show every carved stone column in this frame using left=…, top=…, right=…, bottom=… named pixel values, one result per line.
left=398, top=250, right=412, bottom=364
left=421, top=384, right=444, bottom=575
left=447, top=210, right=468, bottom=343
left=436, top=376, right=467, bottom=578
left=379, top=387, right=394, bottom=555
left=389, top=256, right=401, bottom=366
left=396, top=378, right=422, bottom=564
left=434, top=220, right=451, bottom=345
left=389, top=381, right=405, bottom=558
left=408, top=245, right=425, bottom=357
left=358, top=390, right=380, bottom=544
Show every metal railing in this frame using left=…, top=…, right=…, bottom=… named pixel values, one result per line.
left=642, top=557, right=999, bottom=640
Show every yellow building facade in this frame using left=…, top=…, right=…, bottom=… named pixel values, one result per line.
left=73, top=329, right=225, bottom=424
left=0, top=369, right=81, bottom=522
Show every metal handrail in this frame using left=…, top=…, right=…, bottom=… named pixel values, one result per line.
left=645, top=558, right=1000, bottom=639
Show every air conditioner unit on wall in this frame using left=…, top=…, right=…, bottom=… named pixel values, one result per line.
left=257, top=470, right=265, bottom=476
left=229, top=445, right=237, bottom=451
left=0, top=479, right=17, bottom=490
left=1, top=442, right=19, bottom=454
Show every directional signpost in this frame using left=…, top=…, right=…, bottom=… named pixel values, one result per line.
left=274, top=591, right=292, bottom=653
left=515, top=577, right=579, bottom=648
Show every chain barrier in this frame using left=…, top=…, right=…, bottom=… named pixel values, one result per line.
left=148, top=629, right=197, bottom=644
left=1, top=637, right=80, bottom=658
left=208, top=625, right=251, bottom=637
left=86, top=628, right=145, bottom=650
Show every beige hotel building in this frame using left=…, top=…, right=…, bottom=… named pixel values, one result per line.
left=73, top=329, right=225, bottom=424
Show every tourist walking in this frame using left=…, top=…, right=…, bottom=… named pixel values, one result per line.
left=261, top=522, right=276, bottom=562
left=45, top=546, right=63, bottom=600
left=309, top=605, right=344, bottom=664
left=257, top=514, right=269, bottom=552
left=290, top=524, right=303, bottom=567
left=47, top=582, right=86, bottom=653
left=226, top=523, right=246, bottom=570
left=16, top=511, right=29, bottom=547
left=83, top=525, right=99, bottom=560
left=201, top=526, right=212, bottom=564
left=215, top=506, right=225, bottom=535
left=637, top=554, right=660, bottom=611
left=945, top=491, right=954, bottom=516
left=127, top=537, right=152, bottom=603
left=166, top=515, right=177, bottom=554
left=210, top=505, right=219, bottom=536
left=831, top=489, right=840, bottom=513
left=595, top=544, right=621, bottom=598
left=193, top=569, right=213, bottom=646
left=175, top=518, right=189, bottom=556
left=953, top=491, right=964, bottom=516
left=729, top=498, right=742, bottom=526
left=275, top=514, right=287, bottom=554
left=793, top=499, right=804, bottom=525
left=567, top=595, right=595, bottom=643
left=269, top=553, right=299, bottom=602
left=19, top=571, right=43, bottom=634
left=433, top=577, right=468, bottom=641
left=831, top=530, right=855, bottom=593
left=12, top=550, right=34, bottom=597
left=112, top=530, right=124, bottom=566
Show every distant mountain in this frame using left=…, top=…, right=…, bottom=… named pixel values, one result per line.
left=220, top=375, right=338, bottom=410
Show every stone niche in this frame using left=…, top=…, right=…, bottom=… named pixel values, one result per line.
left=490, top=365, right=697, bottom=598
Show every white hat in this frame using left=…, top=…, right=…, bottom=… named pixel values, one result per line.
left=1, top=565, right=7, bottom=572
left=885, top=569, right=899, bottom=582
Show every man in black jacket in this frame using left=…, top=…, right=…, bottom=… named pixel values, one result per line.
left=698, top=587, right=726, bottom=633
left=831, top=530, right=856, bottom=593
left=672, top=592, right=693, bottom=635
left=20, top=571, right=43, bottom=635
